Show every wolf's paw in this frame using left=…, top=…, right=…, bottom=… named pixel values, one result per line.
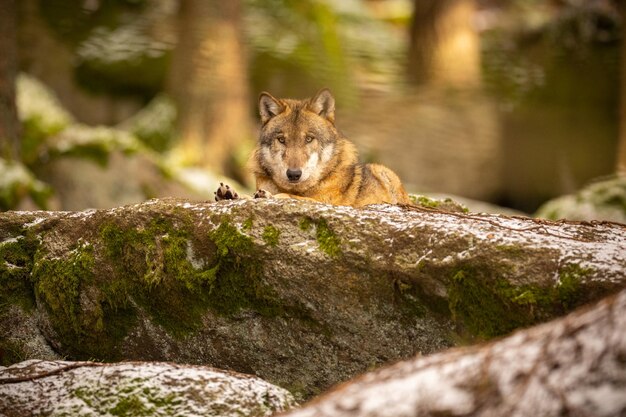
left=215, top=183, right=239, bottom=201
left=253, top=189, right=273, bottom=199
left=254, top=189, right=272, bottom=198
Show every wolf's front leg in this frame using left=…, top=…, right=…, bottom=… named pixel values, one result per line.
left=214, top=183, right=240, bottom=201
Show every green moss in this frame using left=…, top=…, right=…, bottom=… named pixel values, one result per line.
left=495, top=244, right=526, bottom=258
left=242, top=217, right=254, bottom=231
left=110, top=396, right=148, bottom=416
left=165, top=235, right=219, bottom=291
left=448, top=268, right=543, bottom=338
left=299, top=216, right=342, bottom=257
left=210, top=220, right=254, bottom=258
left=393, top=277, right=430, bottom=317
left=510, top=289, right=537, bottom=305
left=146, top=392, right=181, bottom=408
left=28, top=213, right=320, bottom=356
left=262, top=225, right=280, bottom=246
left=29, top=232, right=133, bottom=359
left=449, top=270, right=502, bottom=338
left=447, top=263, right=593, bottom=339
left=206, top=221, right=284, bottom=316
left=315, top=219, right=341, bottom=258
left=33, top=241, right=94, bottom=332
left=98, top=217, right=294, bottom=339
left=31, top=241, right=120, bottom=357
left=0, top=339, right=27, bottom=366
left=102, top=219, right=175, bottom=287
left=73, top=382, right=183, bottom=415
left=557, top=264, right=589, bottom=309
left=205, top=220, right=328, bottom=334
left=299, top=217, right=312, bottom=231
left=0, top=231, right=39, bottom=311
left=412, top=195, right=441, bottom=208
left=99, top=218, right=216, bottom=336
left=73, top=387, right=95, bottom=408
left=1, top=227, right=135, bottom=361
left=410, top=195, right=469, bottom=213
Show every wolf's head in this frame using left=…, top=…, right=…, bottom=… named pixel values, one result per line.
left=257, top=89, right=339, bottom=193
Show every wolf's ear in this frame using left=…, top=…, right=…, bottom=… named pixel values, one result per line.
left=309, top=88, right=335, bottom=123
left=259, top=92, right=283, bottom=124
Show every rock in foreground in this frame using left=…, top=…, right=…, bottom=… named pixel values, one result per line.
left=1, top=198, right=625, bottom=399
left=0, top=360, right=296, bottom=416
left=282, top=288, right=626, bottom=417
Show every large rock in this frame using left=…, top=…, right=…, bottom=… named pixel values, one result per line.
left=536, top=175, right=626, bottom=223
left=1, top=198, right=625, bottom=399
left=0, top=359, right=295, bottom=416
left=281, top=288, right=626, bottom=417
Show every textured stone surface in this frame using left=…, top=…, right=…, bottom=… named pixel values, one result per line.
left=536, top=175, right=626, bottom=223
left=0, top=360, right=295, bottom=416
left=1, top=198, right=625, bottom=399
left=282, top=288, right=626, bottom=417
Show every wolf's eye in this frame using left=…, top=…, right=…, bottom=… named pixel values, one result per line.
left=305, top=135, right=315, bottom=143
left=276, top=134, right=285, bottom=144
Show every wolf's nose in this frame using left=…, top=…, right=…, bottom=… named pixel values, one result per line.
left=286, top=169, right=302, bottom=182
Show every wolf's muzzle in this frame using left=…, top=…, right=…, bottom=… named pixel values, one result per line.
left=287, top=169, right=302, bottom=182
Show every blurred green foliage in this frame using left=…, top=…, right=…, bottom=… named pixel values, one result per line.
left=6, top=0, right=624, bottom=212
left=482, top=0, right=621, bottom=106
left=39, top=0, right=146, bottom=44
left=246, top=0, right=403, bottom=103
left=124, top=95, right=177, bottom=152
left=33, top=0, right=404, bottom=104
left=0, top=159, right=51, bottom=210
left=17, top=74, right=74, bottom=166
left=480, top=0, right=621, bottom=210
left=39, top=0, right=169, bottom=98
left=74, top=26, right=171, bottom=98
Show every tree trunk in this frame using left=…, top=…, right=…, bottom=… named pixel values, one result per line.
left=617, top=0, right=626, bottom=173
left=1, top=198, right=624, bottom=398
left=0, top=0, right=20, bottom=160
left=168, top=0, right=252, bottom=178
left=407, top=0, right=480, bottom=88
left=282, top=288, right=626, bottom=417
left=0, top=360, right=295, bottom=416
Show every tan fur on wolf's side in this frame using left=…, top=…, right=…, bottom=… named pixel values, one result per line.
left=215, top=89, right=411, bottom=207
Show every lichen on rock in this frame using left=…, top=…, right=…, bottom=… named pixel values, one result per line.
left=1, top=197, right=624, bottom=399
left=0, top=360, right=296, bottom=417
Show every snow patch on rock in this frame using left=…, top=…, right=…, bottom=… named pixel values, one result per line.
left=0, top=360, right=296, bottom=417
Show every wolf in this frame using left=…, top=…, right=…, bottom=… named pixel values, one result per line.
left=215, top=89, right=411, bottom=207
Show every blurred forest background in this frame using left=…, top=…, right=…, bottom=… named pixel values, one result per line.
left=1, top=0, right=625, bottom=215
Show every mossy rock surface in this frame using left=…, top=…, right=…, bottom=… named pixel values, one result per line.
left=1, top=198, right=625, bottom=398
left=535, top=175, right=626, bottom=223
left=0, top=360, right=296, bottom=417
